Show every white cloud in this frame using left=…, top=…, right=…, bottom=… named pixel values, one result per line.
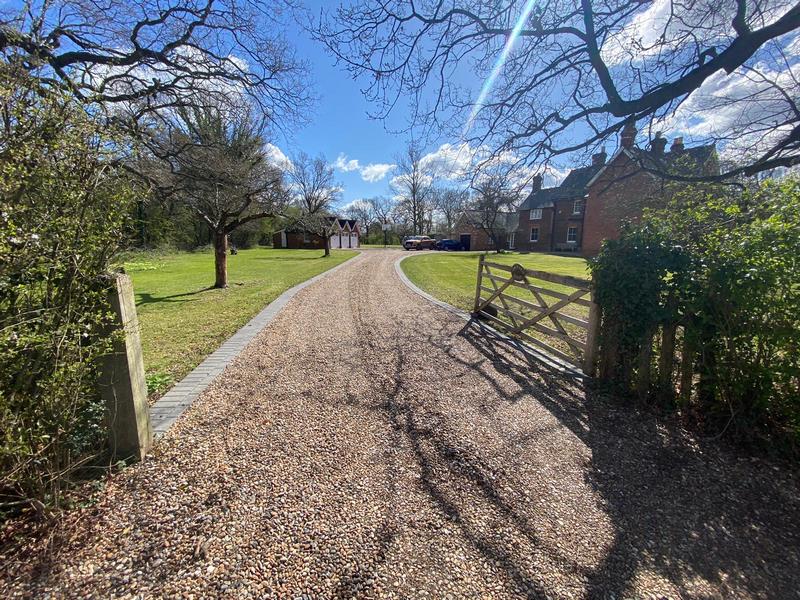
left=339, top=198, right=372, bottom=214
left=655, top=50, right=800, bottom=162
left=420, top=142, right=477, bottom=180
left=335, top=152, right=396, bottom=182
left=265, top=143, right=292, bottom=171
left=360, top=163, right=396, bottom=182
left=334, top=153, right=361, bottom=172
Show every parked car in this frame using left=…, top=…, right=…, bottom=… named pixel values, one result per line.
left=435, top=239, right=463, bottom=251
left=403, top=235, right=436, bottom=250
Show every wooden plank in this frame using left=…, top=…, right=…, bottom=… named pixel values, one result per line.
left=480, top=288, right=589, bottom=328
left=475, top=273, right=515, bottom=314
left=483, top=273, right=593, bottom=307
left=523, top=269, right=591, bottom=290
left=473, top=254, right=485, bottom=313
left=658, top=321, right=677, bottom=395
left=509, top=286, right=590, bottom=332
left=519, top=281, right=585, bottom=360
left=516, top=330, right=581, bottom=367
left=484, top=265, right=523, bottom=329
left=482, top=262, right=590, bottom=290
left=487, top=303, right=587, bottom=354
left=583, top=295, right=601, bottom=376
left=476, top=307, right=581, bottom=368
left=481, top=261, right=514, bottom=273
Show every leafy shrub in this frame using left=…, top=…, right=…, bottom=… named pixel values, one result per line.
left=0, top=64, right=133, bottom=515
left=591, top=178, right=800, bottom=452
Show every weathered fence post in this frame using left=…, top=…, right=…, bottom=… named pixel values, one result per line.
left=98, top=273, right=152, bottom=462
left=583, top=291, right=601, bottom=376
left=473, top=254, right=486, bottom=315
left=636, top=329, right=655, bottom=399
left=658, top=321, right=678, bottom=402
left=679, top=333, right=695, bottom=405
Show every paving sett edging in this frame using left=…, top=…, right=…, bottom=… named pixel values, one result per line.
left=149, top=251, right=364, bottom=437
left=393, top=253, right=584, bottom=378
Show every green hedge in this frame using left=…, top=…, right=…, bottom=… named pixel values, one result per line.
left=0, top=65, right=132, bottom=515
left=590, top=178, right=800, bottom=454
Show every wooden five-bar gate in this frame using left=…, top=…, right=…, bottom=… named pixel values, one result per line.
left=472, top=255, right=601, bottom=376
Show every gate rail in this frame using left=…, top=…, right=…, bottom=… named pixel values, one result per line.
left=472, top=255, right=601, bottom=375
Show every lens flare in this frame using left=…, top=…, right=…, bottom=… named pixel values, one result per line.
left=462, top=0, right=538, bottom=138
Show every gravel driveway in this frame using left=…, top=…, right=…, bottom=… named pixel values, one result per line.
left=3, top=249, right=799, bottom=599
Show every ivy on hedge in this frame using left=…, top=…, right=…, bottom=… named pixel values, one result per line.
left=0, top=64, right=133, bottom=515
left=590, top=178, right=800, bottom=453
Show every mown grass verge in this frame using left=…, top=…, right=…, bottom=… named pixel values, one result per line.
left=122, top=247, right=358, bottom=397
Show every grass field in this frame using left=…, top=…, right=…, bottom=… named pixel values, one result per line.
left=123, top=247, right=358, bottom=396
left=400, top=251, right=589, bottom=312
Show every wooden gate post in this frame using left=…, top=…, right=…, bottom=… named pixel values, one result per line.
left=98, top=273, right=152, bottom=462
left=583, top=291, right=601, bottom=376
left=473, top=254, right=486, bottom=315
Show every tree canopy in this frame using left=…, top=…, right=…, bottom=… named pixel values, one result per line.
left=319, top=0, right=800, bottom=180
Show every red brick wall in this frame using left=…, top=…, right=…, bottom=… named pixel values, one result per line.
left=583, top=155, right=663, bottom=257
left=455, top=216, right=512, bottom=251
left=551, top=198, right=584, bottom=252
left=515, top=207, right=554, bottom=252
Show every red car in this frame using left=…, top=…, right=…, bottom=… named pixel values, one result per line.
left=403, top=236, right=436, bottom=250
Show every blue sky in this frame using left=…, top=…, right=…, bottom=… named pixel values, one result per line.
left=276, top=8, right=411, bottom=209
left=272, top=0, right=800, bottom=210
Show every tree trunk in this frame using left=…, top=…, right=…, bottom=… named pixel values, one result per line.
left=214, top=231, right=229, bottom=288
left=323, top=234, right=330, bottom=257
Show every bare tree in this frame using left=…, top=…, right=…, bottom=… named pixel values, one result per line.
left=434, top=187, right=469, bottom=236
left=0, top=0, right=310, bottom=130
left=319, top=1, right=800, bottom=181
left=344, top=199, right=373, bottom=238
left=289, top=153, right=341, bottom=257
left=464, top=176, right=517, bottom=253
left=368, top=196, right=395, bottom=225
left=142, top=104, right=289, bottom=288
left=391, top=142, right=434, bottom=235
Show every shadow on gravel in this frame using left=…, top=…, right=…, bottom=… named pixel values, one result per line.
left=377, top=344, right=553, bottom=598
left=444, top=319, right=800, bottom=598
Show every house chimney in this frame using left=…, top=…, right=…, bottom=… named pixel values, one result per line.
left=651, top=132, right=667, bottom=155
left=531, top=174, right=543, bottom=191
left=671, top=137, right=685, bottom=154
left=620, top=122, right=637, bottom=149
left=592, top=147, right=607, bottom=166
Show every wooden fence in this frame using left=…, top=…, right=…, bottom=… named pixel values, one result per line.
left=472, top=255, right=601, bottom=375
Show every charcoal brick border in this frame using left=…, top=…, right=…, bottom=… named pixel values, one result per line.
left=149, top=252, right=363, bottom=437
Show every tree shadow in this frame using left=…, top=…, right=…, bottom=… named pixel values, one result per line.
left=327, top=309, right=799, bottom=597
left=326, top=323, right=593, bottom=597
left=444, top=319, right=800, bottom=598
left=135, top=287, right=215, bottom=306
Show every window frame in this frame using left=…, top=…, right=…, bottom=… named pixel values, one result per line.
left=530, top=208, right=543, bottom=220
left=572, top=199, right=584, bottom=215
left=567, top=227, right=578, bottom=243
left=530, top=227, right=539, bottom=243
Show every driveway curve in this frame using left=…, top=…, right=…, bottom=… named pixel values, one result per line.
left=3, top=249, right=799, bottom=599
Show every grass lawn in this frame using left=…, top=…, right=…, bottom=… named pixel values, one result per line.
left=123, top=247, right=358, bottom=396
left=400, top=251, right=589, bottom=312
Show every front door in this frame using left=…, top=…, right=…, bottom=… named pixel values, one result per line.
left=460, top=234, right=471, bottom=251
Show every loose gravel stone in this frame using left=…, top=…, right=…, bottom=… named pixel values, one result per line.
left=1, top=249, right=799, bottom=599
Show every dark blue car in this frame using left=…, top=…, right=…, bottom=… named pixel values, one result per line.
left=435, top=239, right=463, bottom=251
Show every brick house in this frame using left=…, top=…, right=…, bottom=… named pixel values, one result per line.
left=454, top=211, right=519, bottom=251
left=514, top=156, right=606, bottom=254
left=273, top=217, right=360, bottom=249
left=514, top=123, right=717, bottom=256
left=582, top=124, right=717, bottom=256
